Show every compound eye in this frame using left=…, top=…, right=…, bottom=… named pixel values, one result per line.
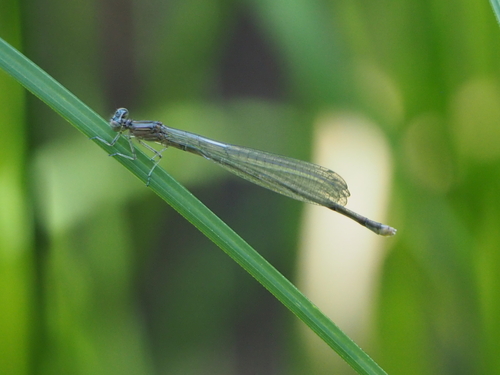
left=115, top=108, right=129, bottom=121
left=110, top=108, right=130, bottom=131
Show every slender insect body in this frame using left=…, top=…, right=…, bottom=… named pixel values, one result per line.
left=94, top=108, right=396, bottom=236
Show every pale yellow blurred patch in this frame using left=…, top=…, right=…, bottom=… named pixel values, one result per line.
left=451, top=77, right=500, bottom=161
left=402, top=113, right=454, bottom=193
left=355, top=60, right=405, bottom=128
left=297, top=113, right=395, bottom=372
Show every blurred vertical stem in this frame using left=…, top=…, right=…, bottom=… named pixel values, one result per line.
left=0, top=2, right=33, bottom=375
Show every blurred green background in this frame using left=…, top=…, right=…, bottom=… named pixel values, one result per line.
left=1, top=0, right=500, bottom=374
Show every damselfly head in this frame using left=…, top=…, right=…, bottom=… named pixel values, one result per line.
left=109, top=108, right=130, bottom=131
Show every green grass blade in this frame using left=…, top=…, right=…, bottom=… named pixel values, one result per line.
left=490, top=0, right=500, bottom=26
left=0, top=36, right=387, bottom=375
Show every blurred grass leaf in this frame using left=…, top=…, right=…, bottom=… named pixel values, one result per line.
left=0, top=36, right=387, bottom=375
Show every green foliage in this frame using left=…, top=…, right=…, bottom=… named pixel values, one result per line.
left=0, top=36, right=385, bottom=374
left=2, top=0, right=500, bottom=374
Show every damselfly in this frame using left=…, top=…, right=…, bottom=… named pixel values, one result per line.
left=93, top=108, right=396, bottom=236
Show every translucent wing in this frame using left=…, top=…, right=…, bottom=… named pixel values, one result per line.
left=165, top=128, right=350, bottom=207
